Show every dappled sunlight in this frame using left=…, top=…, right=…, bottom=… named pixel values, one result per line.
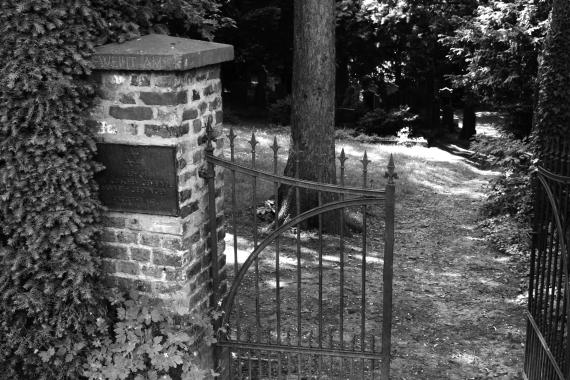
left=220, top=119, right=525, bottom=379
left=224, top=234, right=253, bottom=265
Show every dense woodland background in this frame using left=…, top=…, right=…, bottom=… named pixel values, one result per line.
left=0, top=0, right=568, bottom=379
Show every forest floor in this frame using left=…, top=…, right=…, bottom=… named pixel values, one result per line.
left=218, top=114, right=527, bottom=380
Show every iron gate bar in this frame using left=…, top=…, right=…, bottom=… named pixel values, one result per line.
left=525, top=312, right=566, bottom=380
left=205, top=154, right=385, bottom=198
left=537, top=173, right=570, bottom=336
left=382, top=154, right=396, bottom=379
left=205, top=125, right=395, bottom=379
left=525, top=162, right=570, bottom=379
left=215, top=341, right=383, bottom=360
left=339, top=149, right=347, bottom=366
left=219, top=197, right=384, bottom=321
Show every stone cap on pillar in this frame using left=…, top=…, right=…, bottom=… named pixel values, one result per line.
left=92, top=34, right=234, bottom=71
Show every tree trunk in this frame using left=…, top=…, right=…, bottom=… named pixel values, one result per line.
left=460, top=94, right=476, bottom=140
left=279, top=0, right=337, bottom=231
left=533, top=0, right=570, bottom=163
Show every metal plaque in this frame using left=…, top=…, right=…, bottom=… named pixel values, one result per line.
left=96, top=143, right=179, bottom=216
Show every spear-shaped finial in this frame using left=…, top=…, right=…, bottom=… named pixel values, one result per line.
left=339, top=148, right=348, bottom=166
left=384, top=154, right=398, bottom=184
left=339, top=148, right=347, bottom=186
left=271, top=136, right=280, bottom=154
left=361, top=150, right=370, bottom=188
left=248, top=132, right=258, bottom=152
left=227, top=126, right=236, bottom=147
left=360, top=150, right=370, bottom=172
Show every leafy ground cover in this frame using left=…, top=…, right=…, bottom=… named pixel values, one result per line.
left=217, top=119, right=526, bottom=379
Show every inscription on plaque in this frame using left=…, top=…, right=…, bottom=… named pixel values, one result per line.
left=96, top=144, right=179, bottom=216
left=93, top=54, right=177, bottom=71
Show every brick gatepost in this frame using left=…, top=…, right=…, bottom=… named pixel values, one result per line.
left=88, top=34, right=233, bottom=316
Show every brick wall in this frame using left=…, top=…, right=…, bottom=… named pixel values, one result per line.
left=90, top=66, right=226, bottom=312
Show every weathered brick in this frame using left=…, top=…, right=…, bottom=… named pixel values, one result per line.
left=153, top=249, right=182, bottom=267
left=140, top=234, right=161, bottom=247
left=144, top=124, right=189, bottom=138
left=103, top=216, right=126, bottom=228
left=215, top=111, right=224, bottom=124
left=101, top=245, right=129, bottom=260
left=203, top=85, right=214, bottom=97
left=165, top=268, right=183, bottom=281
left=116, top=277, right=152, bottom=293
left=182, top=108, right=199, bottom=121
left=192, top=150, right=202, bottom=164
left=180, top=201, right=199, bottom=218
left=177, top=157, right=187, bottom=170
left=131, top=74, right=151, bottom=86
left=116, top=260, right=140, bottom=275
left=193, top=119, right=202, bottom=133
left=140, top=91, right=187, bottom=106
left=198, top=102, right=208, bottom=114
left=109, top=106, right=153, bottom=121
left=179, top=189, right=192, bottom=203
left=103, top=74, right=128, bottom=86
left=101, top=229, right=117, bottom=242
left=131, top=247, right=151, bottom=262
left=154, top=282, right=183, bottom=294
left=117, top=230, right=138, bottom=244
left=197, top=269, right=210, bottom=286
left=101, top=259, right=116, bottom=274
left=162, top=236, right=182, bottom=251
left=125, top=218, right=143, bottom=230
left=209, top=97, right=221, bottom=111
left=119, top=93, right=136, bottom=104
left=207, top=67, right=220, bottom=80
left=201, top=252, right=211, bottom=268
left=97, top=88, right=116, bottom=101
left=154, top=75, right=180, bottom=88
left=183, top=72, right=195, bottom=83
left=196, top=72, right=208, bottom=81
left=186, top=261, right=202, bottom=278
left=192, top=90, right=201, bottom=101
left=141, top=265, right=164, bottom=279
left=180, top=168, right=197, bottom=183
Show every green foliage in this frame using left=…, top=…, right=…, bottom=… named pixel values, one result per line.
left=357, top=106, right=419, bottom=137
left=471, top=134, right=533, bottom=255
left=268, top=96, right=292, bottom=126
left=444, top=0, right=551, bottom=137
left=84, top=293, right=217, bottom=380
left=533, top=0, right=570, bottom=149
left=0, top=1, right=228, bottom=378
left=0, top=1, right=108, bottom=377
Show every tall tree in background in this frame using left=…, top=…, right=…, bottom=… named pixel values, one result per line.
left=279, top=0, right=336, bottom=228
left=533, top=0, right=570, bottom=153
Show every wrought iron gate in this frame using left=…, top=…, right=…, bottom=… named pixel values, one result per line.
left=203, top=125, right=396, bottom=379
left=524, top=140, right=570, bottom=379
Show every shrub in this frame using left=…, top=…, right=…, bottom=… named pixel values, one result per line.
left=84, top=292, right=218, bottom=380
left=268, top=96, right=292, bottom=125
left=0, top=1, right=228, bottom=378
left=471, top=134, right=533, bottom=255
left=357, top=106, right=418, bottom=137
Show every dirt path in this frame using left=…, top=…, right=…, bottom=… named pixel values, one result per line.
left=221, top=124, right=527, bottom=379
left=390, top=151, right=525, bottom=379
